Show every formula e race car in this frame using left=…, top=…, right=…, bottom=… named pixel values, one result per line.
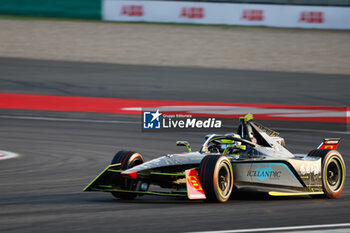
left=84, top=114, right=346, bottom=202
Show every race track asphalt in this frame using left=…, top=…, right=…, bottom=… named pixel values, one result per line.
left=0, top=57, right=349, bottom=233
left=1, top=57, right=349, bottom=106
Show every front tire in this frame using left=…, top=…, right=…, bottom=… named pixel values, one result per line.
left=199, top=155, right=234, bottom=202
left=308, top=149, right=346, bottom=198
left=110, top=151, right=144, bottom=199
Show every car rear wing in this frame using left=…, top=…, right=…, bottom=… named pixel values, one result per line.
left=317, top=138, right=340, bottom=150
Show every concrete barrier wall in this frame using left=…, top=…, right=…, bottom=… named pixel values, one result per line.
left=0, top=0, right=348, bottom=30
left=0, top=0, right=101, bottom=19
left=174, top=0, right=350, bottom=6
left=103, top=0, right=350, bottom=30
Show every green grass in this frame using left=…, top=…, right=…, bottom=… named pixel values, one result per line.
left=0, top=14, right=97, bottom=22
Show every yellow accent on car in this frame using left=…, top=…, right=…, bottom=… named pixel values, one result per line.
left=176, top=141, right=191, bottom=152
left=150, top=172, right=185, bottom=176
left=221, top=139, right=234, bottom=144
left=222, top=145, right=246, bottom=156
left=269, top=191, right=324, bottom=196
left=91, top=188, right=187, bottom=197
left=239, top=113, right=254, bottom=123
left=98, top=185, right=113, bottom=188
left=107, top=169, right=123, bottom=172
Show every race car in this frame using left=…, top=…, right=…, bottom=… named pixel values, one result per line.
left=84, top=114, right=346, bottom=202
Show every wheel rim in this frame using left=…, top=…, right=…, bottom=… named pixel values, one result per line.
left=130, top=158, right=143, bottom=168
left=326, top=158, right=342, bottom=192
left=218, top=162, right=232, bottom=197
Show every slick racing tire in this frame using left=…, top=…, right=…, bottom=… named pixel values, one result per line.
left=308, top=149, right=346, bottom=198
left=110, top=151, right=144, bottom=200
left=199, top=155, right=234, bottom=203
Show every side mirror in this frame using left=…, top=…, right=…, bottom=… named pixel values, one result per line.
left=176, top=141, right=191, bottom=152
left=223, top=145, right=246, bottom=156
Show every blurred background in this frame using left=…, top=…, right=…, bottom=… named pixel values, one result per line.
left=1, top=0, right=350, bottom=75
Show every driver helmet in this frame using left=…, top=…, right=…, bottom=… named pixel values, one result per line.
left=219, top=134, right=241, bottom=153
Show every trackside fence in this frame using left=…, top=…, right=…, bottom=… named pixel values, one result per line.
left=0, top=0, right=349, bottom=29
left=103, top=0, right=350, bottom=30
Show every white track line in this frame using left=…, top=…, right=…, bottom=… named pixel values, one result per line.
left=0, top=150, right=19, bottom=160
left=0, top=115, right=348, bottom=134
left=187, top=223, right=350, bottom=233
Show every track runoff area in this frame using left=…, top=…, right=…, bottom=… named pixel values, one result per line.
left=0, top=93, right=349, bottom=233
left=0, top=93, right=348, bottom=124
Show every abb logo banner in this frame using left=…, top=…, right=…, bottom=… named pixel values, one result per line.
left=180, top=7, right=204, bottom=19
left=103, top=0, right=350, bottom=30
left=120, top=5, right=143, bottom=17
left=241, top=9, right=264, bottom=21
left=299, top=11, right=324, bottom=23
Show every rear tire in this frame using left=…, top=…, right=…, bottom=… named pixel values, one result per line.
left=199, top=155, right=234, bottom=202
left=308, top=149, right=346, bottom=198
left=110, top=151, right=144, bottom=199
